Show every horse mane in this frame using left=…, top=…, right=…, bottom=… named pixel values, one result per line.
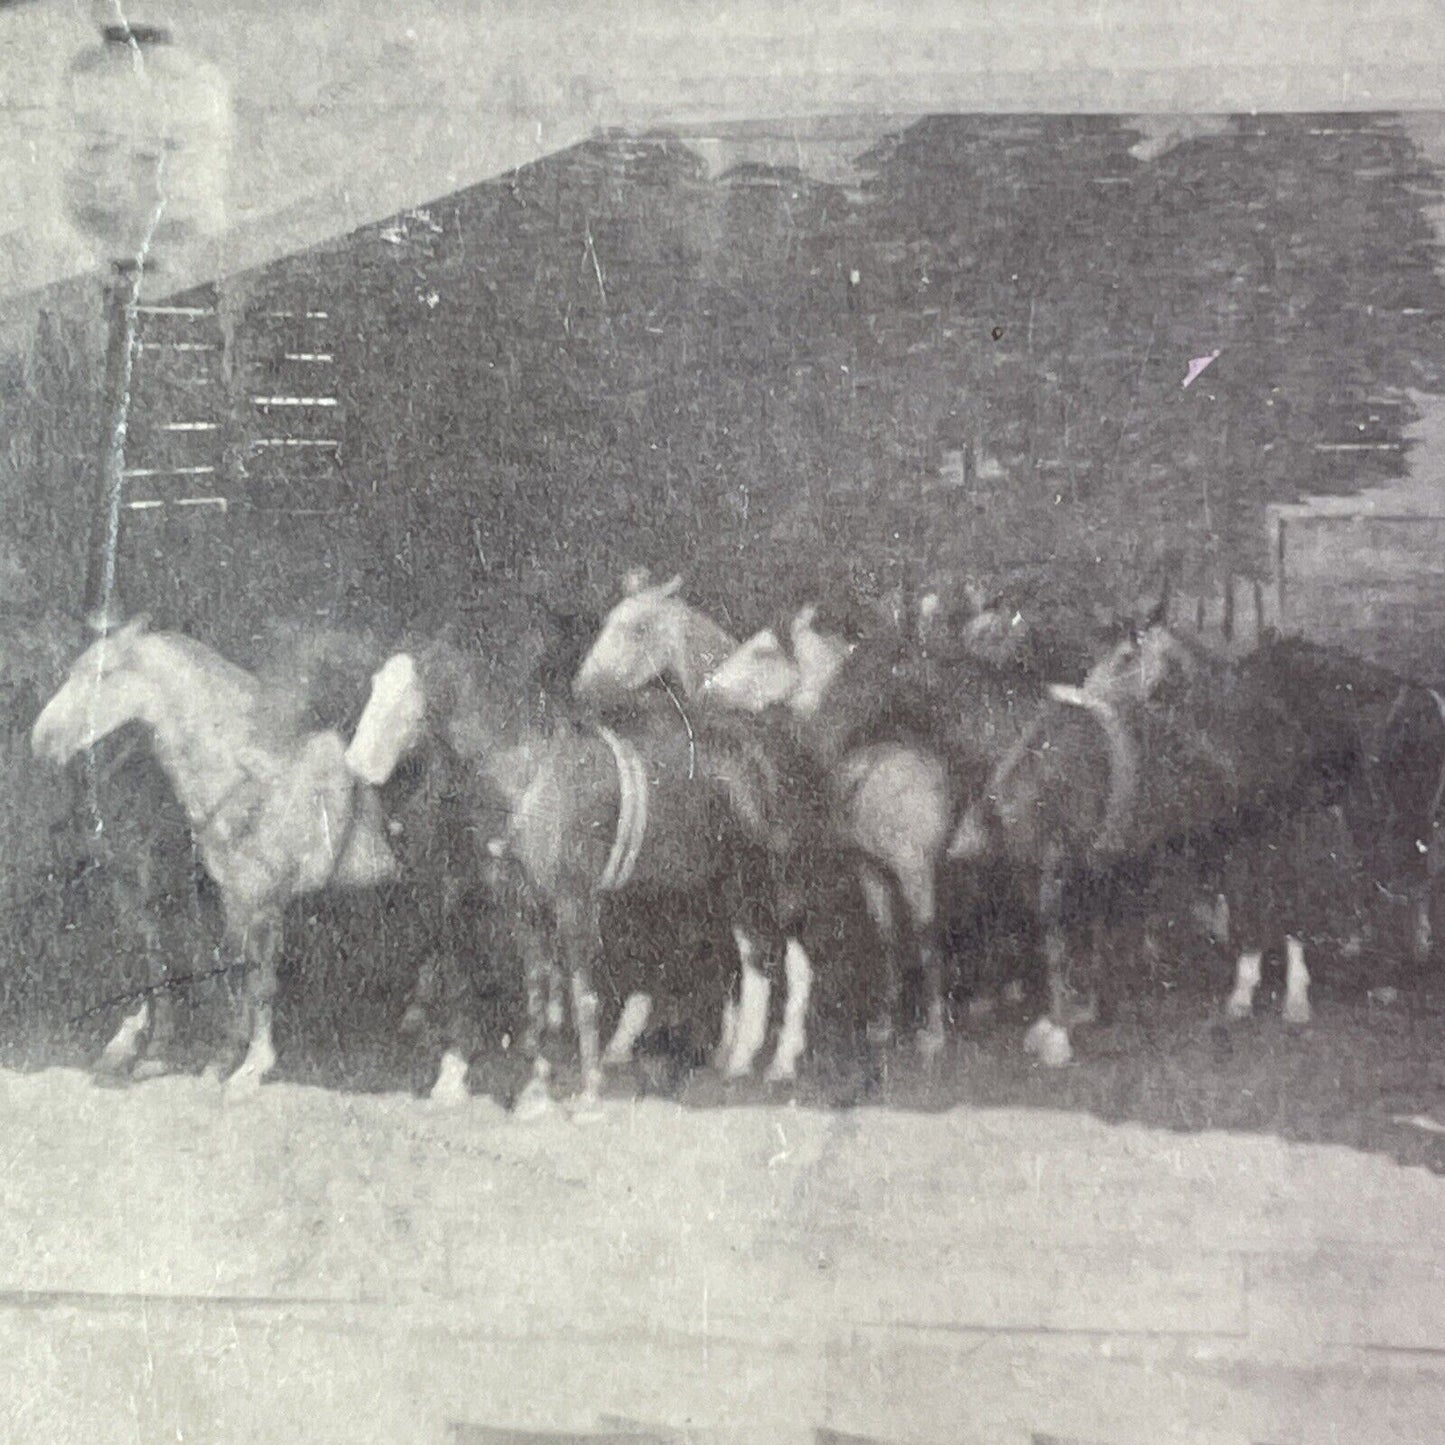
left=148, top=631, right=260, bottom=697
left=251, top=622, right=392, bottom=740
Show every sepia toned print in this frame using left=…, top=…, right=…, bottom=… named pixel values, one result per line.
left=6, top=5, right=1445, bottom=1442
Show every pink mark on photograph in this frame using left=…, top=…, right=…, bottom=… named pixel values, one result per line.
left=1183, top=350, right=1221, bottom=388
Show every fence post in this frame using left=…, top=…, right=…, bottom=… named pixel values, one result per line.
left=1274, top=514, right=1288, bottom=634
left=82, top=261, right=143, bottom=631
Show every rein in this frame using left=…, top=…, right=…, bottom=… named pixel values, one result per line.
left=186, top=758, right=264, bottom=840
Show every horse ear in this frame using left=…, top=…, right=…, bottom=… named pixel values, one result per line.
left=1144, top=570, right=1174, bottom=629
left=116, top=612, right=150, bottom=640
left=659, top=574, right=683, bottom=598
left=621, top=567, right=651, bottom=596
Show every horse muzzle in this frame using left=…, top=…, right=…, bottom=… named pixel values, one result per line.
left=29, top=708, right=76, bottom=767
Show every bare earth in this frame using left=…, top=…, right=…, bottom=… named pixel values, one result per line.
left=0, top=1064, right=1442, bottom=1444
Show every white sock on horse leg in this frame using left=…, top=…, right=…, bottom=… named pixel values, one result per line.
left=766, top=939, right=812, bottom=1083
left=429, top=1048, right=470, bottom=1105
left=1413, top=895, right=1433, bottom=964
left=225, top=1015, right=277, bottom=1099
left=98, top=1001, right=150, bottom=1072
left=713, top=997, right=739, bottom=1073
left=725, top=949, right=771, bottom=1079
left=1283, top=935, right=1311, bottom=1024
left=602, top=992, right=653, bottom=1067
left=1023, top=1015, right=1073, bottom=1067
left=1226, top=950, right=1263, bottom=1019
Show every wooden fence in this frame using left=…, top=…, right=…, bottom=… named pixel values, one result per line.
left=1272, top=509, right=1445, bottom=683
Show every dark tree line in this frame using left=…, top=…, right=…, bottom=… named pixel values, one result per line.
left=4, top=112, right=1443, bottom=651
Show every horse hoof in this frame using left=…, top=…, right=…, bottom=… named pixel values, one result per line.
left=132, top=1058, right=172, bottom=1082
left=428, top=1050, right=470, bottom=1106
left=568, top=1072, right=607, bottom=1122
left=513, top=1079, right=554, bottom=1121
left=1283, top=998, right=1312, bottom=1026
left=1002, top=979, right=1026, bottom=1005
left=764, top=1059, right=798, bottom=1086
left=1024, top=1018, right=1072, bottom=1068
left=1224, top=997, right=1253, bottom=1021
left=224, top=1074, right=263, bottom=1104
left=91, top=1067, right=134, bottom=1090
left=399, top=1004, right=427, bottom=1037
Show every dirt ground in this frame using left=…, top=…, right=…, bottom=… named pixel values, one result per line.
left=2, top=964, right=1445, bottom=1443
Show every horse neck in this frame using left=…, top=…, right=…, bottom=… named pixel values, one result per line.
left=669, top=605, right=738, bottom=697
left=422, top=640, right=527, bottom=777
left=137, top=637, right=264, bottom=822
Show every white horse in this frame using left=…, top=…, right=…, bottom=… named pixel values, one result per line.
left=31, top=616, right=398, bottom=1096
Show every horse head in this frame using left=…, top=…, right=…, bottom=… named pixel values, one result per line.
left=30, top=614, right=154, bottom=765
left=702, top=624, right=799, bottom=713
left=574, top=573, right=735, bottom=701
left=344, top=652, right=430, bottom=786
left=1081, top=621, right=1195, bottom=707
left=703, top=604, right=856, bottom=718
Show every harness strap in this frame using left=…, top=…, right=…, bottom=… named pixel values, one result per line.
left=1047, top=683, right=1138, bottom=854
left=190, top=736, right=367, bottom=889
left=594, top=724, right=649, bottom=892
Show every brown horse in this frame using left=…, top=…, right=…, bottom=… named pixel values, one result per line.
left=946, top=622, right=1374, bottom=1064
left=576, top=577, right=972, bottom=1055
left=31, top=617, right=398, bottom=1096
left=345, top=637, right=831, bottom=1111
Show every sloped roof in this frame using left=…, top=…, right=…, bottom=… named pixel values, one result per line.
left=4, top=0, right=1445, bottom=330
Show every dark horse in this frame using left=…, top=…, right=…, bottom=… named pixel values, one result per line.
left=345, top=636, right=837, bottom=1111
left=701, top=595, right=1064, bottom=1048
left=946, top=622, right=1429, bottom=1064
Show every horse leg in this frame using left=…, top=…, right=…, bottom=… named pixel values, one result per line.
left=95, top=855, right=162, bottom=1083
left=1226, top=948, right=1263, bottom=1018
left=556, top=893, right=605, bottom=1110
left=130, top=904, right=180, bottom=1082
left=858, top=863, right=902, bottom=1047
left=890, top=851, right=946, bottom=1059
left=764, top=937, right=813, bottom=1083
left=1024, top=854, right=1075, bottom=1067
left=723, top=925, right=773, bottom=1079
left=1410, top=806, right=1443, bottom=966
left=425, top=948, right=475, bottom=1107
left=96, top=999, right=152, bottom=1081
left=223, top=910, right=282, bottom=1099
left=511, top=904, right=559, bottom=1118
left=1282, top=934, right=1311, bottom=1024
left=602, top=992, right=653, bottom=1068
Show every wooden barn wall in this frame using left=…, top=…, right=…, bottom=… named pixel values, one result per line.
left=5, top=113, right=1445, bottom=661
